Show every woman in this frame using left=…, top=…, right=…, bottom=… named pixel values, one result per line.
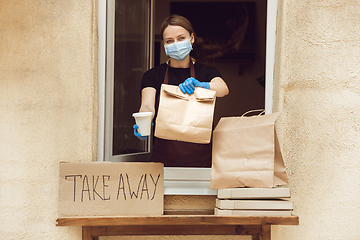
left=134, top=14, right=229, bottom=167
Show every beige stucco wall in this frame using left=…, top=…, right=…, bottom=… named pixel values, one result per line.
left=2, top=0, right=360, bottom=240
left=272, top=0, right=360, bottom=239
left=0, top=1, right=98, bottom=239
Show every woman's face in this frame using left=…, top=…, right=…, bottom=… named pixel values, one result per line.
left=162, top=25, right=194, bottom=45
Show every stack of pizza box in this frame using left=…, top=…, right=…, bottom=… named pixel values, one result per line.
left=215, top=187, right=293, bottom=216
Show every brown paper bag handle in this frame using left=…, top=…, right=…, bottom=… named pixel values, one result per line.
left=194, top=88, right=216, bottom=102
left=241, top=109, right=265, bottom=117
left=162, top=84, right=215, bottom=102
left=162, top=84, right=190, bottom=100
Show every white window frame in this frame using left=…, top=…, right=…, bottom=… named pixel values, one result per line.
left=97, top=0, right=278, bottom=195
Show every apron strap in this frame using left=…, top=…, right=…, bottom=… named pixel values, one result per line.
left=164, top=59, right=195, bottom=84
left=158, top=59, right=195, bottom=105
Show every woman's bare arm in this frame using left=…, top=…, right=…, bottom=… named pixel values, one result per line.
left=209, top=77, right=229, bottom=97
left=139, top=87, right=156, bottom=120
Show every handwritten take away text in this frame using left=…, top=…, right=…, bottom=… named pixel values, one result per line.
left=64, top=173, right=161, bottom=202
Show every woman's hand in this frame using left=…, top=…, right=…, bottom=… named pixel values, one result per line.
left=133, top=123, right=154, bottom=140
left=179, top=77, right=210, bottom=94
left=135, top=87, right=156, bottom=141
left=133, top=124, right=148, bottom=140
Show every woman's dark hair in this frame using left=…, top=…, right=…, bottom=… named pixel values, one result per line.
left=160, top=14, right=195, bottom=40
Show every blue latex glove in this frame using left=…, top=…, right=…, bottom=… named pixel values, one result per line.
left=179, top=77, right=210, bottom=94
left=133, top=124, right=148, bottom=140
left=133, top=123, right=154, bottom=140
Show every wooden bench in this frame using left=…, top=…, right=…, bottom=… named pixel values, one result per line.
left=56, top=215, right=299, bottom=240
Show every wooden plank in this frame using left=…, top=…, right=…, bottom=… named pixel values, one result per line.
left=261, top=225, right=271, bottom=240
left=56, top=215, right=299, bottom=227
left=164, top=209, right=214, bottom=215
left=82, top=227, right=93, bottom=240
left=252, top=235, right=260, bottom=240
left=89, top=225, right=262, bottom=236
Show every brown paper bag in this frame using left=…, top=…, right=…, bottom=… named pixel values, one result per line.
left=211, top=110, right=288, bottom=189
left=155, top=84, right=216, bottom=144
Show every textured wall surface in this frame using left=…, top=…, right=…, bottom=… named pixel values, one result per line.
left=272, top=0, right=360, bottom=239
left=0, top=1, right=97, bottom=239
left=2, top=0, right=360, bottom=239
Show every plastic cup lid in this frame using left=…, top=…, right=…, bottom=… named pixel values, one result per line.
left=132, top=112, right=153, bottom=117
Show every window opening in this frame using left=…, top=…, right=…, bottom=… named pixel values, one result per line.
left=101, top=0, right=277, bottom=195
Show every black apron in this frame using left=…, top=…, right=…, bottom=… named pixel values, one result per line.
left=150, top=61, right=212, bottom=167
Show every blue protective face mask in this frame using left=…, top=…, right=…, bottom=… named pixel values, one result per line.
left=164, top=39, right=193, bottom=61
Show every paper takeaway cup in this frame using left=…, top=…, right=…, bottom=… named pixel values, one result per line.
left=132, top=112, right=153, bottom=136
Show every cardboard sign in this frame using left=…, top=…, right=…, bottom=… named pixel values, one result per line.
left=58, top=162, right=164, bottom=217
